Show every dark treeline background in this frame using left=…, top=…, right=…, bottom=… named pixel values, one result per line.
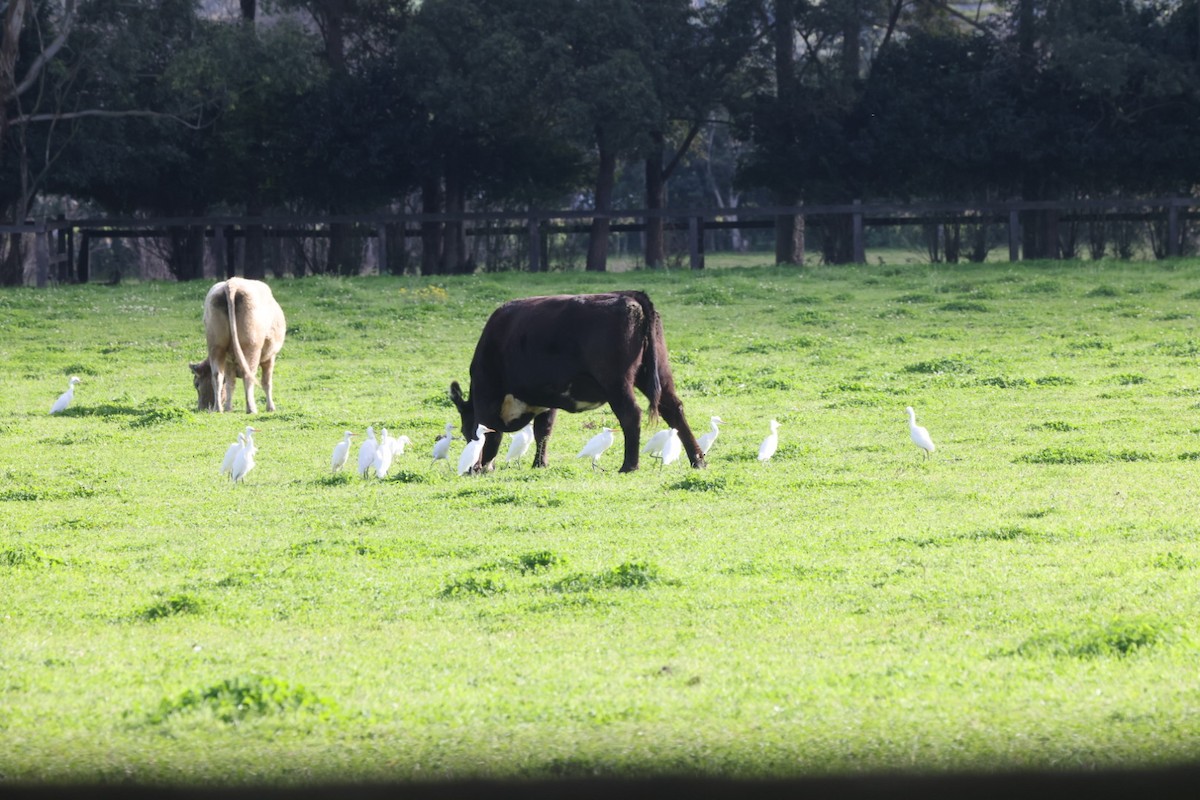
left=4, top=0, right=1200, bottom=284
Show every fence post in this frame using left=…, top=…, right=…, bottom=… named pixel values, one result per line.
left=213, top=226, right=226, bottom=278
left=78, top=232, right=90, bottom=284
left=528, top=215, right=541, bottom=272
left=1008, top=209, right=1021, bottom=262
left=35, top=227, right=49, bottom=288
left=1168, top=202, right=1180, bottom=258
left=376, top=223, right=388, bottom=275
left=225, top=226, right=237, bottom=279
left=689, top=216, right=705, bottom=270
left=66, top=225, right=77, bottom=283
left=55, top=217, right=69, bottom=283
left=852, top=199, right=865, bottom=264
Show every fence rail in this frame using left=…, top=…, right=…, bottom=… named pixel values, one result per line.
left=4, top=197, right=1197, bottom=285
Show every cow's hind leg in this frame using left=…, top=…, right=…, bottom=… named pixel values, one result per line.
left=241, top=345, right=263, bottom=414
left=261, top=355, right=277, bottom=412
left=531, top=409, right=557, bottom=468
left=609, top=387, right=643, bottom=473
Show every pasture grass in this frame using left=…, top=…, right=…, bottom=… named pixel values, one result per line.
left=3, top=258, right=1200, bottom=784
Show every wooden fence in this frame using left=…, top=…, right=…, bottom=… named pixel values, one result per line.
left=3, top=197, right=1197, bottom=285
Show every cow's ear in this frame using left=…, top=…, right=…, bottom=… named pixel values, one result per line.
left=449, top=381, right=467, bottom=411
left=189, top=362, right=203, bottom=375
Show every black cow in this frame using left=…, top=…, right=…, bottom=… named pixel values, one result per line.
left=450, top=291, right=704, bottom=473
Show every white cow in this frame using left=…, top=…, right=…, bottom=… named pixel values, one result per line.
left=190, top=278, right=286, bottom=414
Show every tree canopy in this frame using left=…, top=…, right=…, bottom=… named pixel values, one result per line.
left=5, top=0, right=1200, bottom=279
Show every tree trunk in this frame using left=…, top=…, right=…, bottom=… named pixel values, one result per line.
left=821, top=214, right=854, bottom=264
left=328, top=222, right=357, bottom=275
left=0, top=232, right=25, bottom=286
left=774, top=195, right=805, bottom=266
left=772, top=1, right=805, bottom=265
left=443, top=164, right=469, bottom=273
left=586, top=135, right=617, bottom=272
left=0, top=0, right=31, bottom=160
left=644, top=143, right=665, bottom=269
left=842, top=0, right=861, bottom=85
left=385, top=222, right=407, bottom=275
left=243, top=198, right=265, bottom=280
left=167, top=224, right=205, bottom=281
left=420, top=176, right=443, bottom=276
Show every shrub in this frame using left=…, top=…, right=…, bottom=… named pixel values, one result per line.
left=148, top=675, right=340, bottom=724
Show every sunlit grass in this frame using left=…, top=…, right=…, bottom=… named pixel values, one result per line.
left=2, top=259, right=1200, bottom=784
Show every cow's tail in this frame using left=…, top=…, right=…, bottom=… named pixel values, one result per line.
left=225, top=280, right=257, bottom=387
left=634, top=291, right=663, bottom=423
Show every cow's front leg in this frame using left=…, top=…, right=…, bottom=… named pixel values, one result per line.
left=609, top=389, right=643, bottom=473
left=211, top=358, right=229, bottom=413
left=478, top=429, right=502, bottom=472
left=531, top=409, right=557, bottom=468
left=658, top=389, right=705, bottom=468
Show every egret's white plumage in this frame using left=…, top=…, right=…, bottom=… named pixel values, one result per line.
left=392, top=435, right=412, bottom=456
left=229, top=426, right=259, bottom=481
left=50, top=376, right=81, bottom=415
left=378, top=428, right=399, bottom=458
left=697, top=416, right=724, bottom=456
left=642, top=428, right=672, bottom=460
left=577, top=427, right=616, bottom=471
left=906, top=406, right=936, bottom=458
left=357, top=426, right=378, bottom=477
left=230, top=440, right=257, bottom=483
left=432, top=422, right=455, bottom=464
left=660, top=428, right=683, bottom=466
left=757, top=419, right=780, bottom=462
left=506, top=422, right=535, bottom=464
left=372, top=438, right=395, bottom=479
left=221, top=433, right=246, bottom=476
left=457, top=424, right=494, bottom=475
left=331, top=430, right=355, bottom=473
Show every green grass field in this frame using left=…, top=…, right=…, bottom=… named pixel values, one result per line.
left=3, top=258, right=1200, bottom=784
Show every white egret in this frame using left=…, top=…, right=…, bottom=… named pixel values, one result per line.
left=221, top=433, right=246, bottom=476
left=506, top=422, right=535, bottom=464
left=331, top=431, right=355, bottom=473
left=757, top=419, right=780, bottom=463
left=642, top=428, right=672, bottom=461
left=229, top=427, right=258, bottom=482
left=698, top=416, right=724, bottom=457
left=906, top=406, right=936, bottom=459
left=378, top=428, right=397, bottom=458
left=231, top=439, right=257, bottom=483
left=660, top=428, right=683, bottom=467
left=357, top=426, right=378, bottom=477
left=432, top=422, right=455, bottom=465
left=222, top=425, right=258, bottom=476
left=392, top=435, right=412, bottom=456
left=577, top=427, right=616, bottom=471
left=50, top=376, right=82, bottom=415
left=372, top=439, right=395, bottom=479
left=457, top=424, right=495, bottom=475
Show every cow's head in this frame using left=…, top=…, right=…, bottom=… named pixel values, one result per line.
left=449, top=381, right=475, bottom=440
left=191, top=361, right=215, bottom=410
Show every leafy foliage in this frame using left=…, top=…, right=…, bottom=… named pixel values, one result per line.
left=148, top=675, right=341, bottom=724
